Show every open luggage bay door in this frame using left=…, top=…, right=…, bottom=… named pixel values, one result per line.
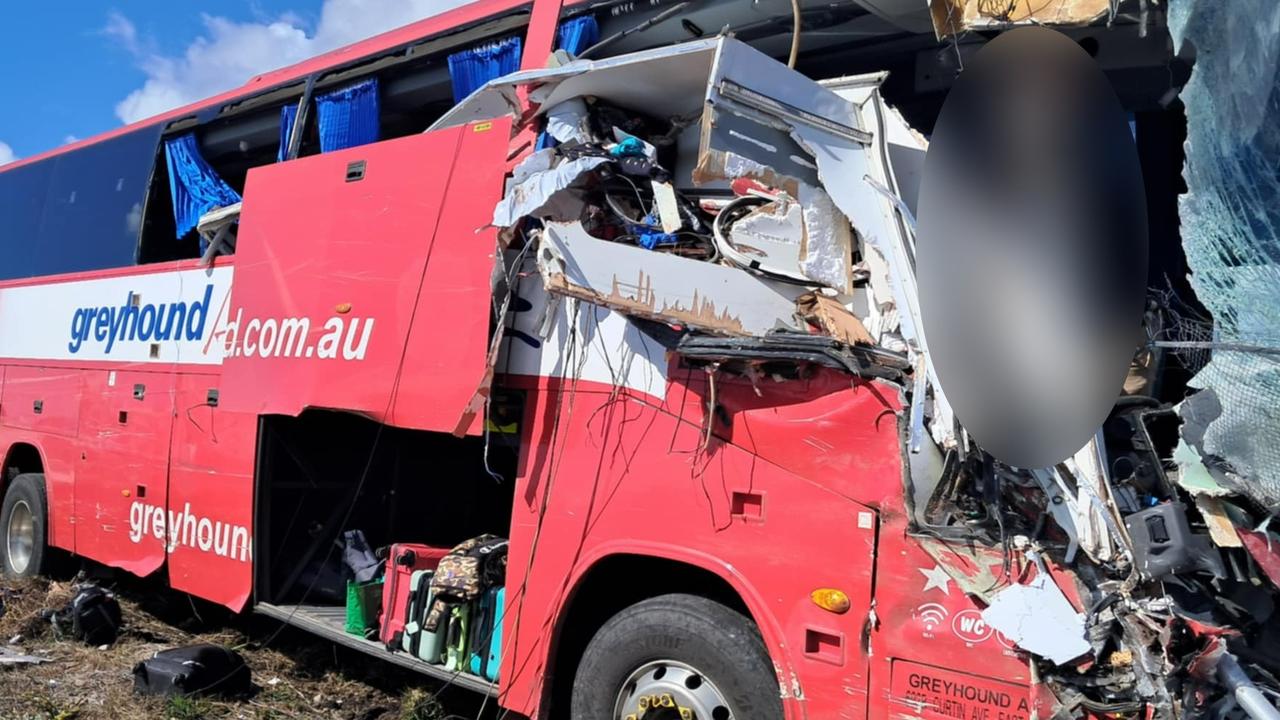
left=217, top=118, right=511, bottom=434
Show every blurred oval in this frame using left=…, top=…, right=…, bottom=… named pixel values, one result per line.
left=916, top=26, right=1148, bottom=468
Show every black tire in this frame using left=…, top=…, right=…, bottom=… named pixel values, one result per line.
left=570, top=593, right=784, bottom=720
left=1, top=473, right=49, bottom=579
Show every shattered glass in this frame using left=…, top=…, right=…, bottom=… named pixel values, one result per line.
left=1169, top=0, right=1280, bottom=509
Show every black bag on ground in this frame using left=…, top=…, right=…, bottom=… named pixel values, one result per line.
left=52, top=586, right=122, bottom=646
left=133, top=644, right=253, bottom=698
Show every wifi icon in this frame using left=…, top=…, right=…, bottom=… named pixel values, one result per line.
left=916, top=603, right=949, bottom=632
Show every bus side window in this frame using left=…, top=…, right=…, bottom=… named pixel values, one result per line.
left=0, top=160, right=54, bottom=281
left=138, top=101, right=298, bottom=265
left=0, top=125, right=162, bottom=280
left=135, top=140, right=188, bottom=264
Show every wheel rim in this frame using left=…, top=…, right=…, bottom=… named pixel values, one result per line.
left=613, top=660, right=733, bottom=720
left=7, top=499, right=34, bottom=575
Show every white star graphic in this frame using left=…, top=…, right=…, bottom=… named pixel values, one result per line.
left=918, top=564, right=952, bottom=596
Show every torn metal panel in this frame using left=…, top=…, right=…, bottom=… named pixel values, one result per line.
left=428, top=38, right=722, bottom=133
left=695, top=108, right=822, bottom=190
left=1030, top=469, right=1082, bottom=564
left=527, top=42, right=716, bottom=119
left=536, top=220, right=808, bottom=337
left=1064, top=434, right=1127, bottom=564
left=795, top=83, right=956, bottom=451
left=648, top=49, right=957, bottom=451
left=914, top=538, right=1010, bottom=602
left=498, top=250, right=670, bottom=399
left=695, top=40, right=868, bottom=191
left=821, top=75, right=924, bottom=345
left=928, top=0, right=1113, bottom=39
left=981, top=574, right=1091, bottom=666
left=816, top=77, right=923, bottom=353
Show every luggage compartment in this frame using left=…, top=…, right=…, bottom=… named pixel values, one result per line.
left=253, top=404, right=520, bottom=690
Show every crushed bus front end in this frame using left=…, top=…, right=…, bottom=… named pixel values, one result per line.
left=453, top=26, right=1280, bottom=720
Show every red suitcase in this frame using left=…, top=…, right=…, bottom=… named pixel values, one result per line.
left=379, top=544, right=450, bottom=648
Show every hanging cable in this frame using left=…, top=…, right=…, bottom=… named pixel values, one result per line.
left=787, top=0, right=802, bottom=68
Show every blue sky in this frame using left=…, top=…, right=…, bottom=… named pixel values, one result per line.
left=0, top=0, right=467, bottom=165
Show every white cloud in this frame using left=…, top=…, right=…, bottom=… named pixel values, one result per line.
left=110, top=0, right=471, bottom=125
left=103, top=11, right=143, bottom=56
left=0, top=142, right=17, bottom=167
left=63, top=135, right=79, bottom=145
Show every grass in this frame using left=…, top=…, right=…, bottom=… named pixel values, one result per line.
left=398, top=689, right=445, bottom=720
left=163, top=696, right=213, bottom=720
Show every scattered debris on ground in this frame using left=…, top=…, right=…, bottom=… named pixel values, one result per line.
left=0, top=573, right=495, bottom=720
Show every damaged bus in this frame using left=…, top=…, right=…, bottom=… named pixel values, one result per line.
left=1, top=0, right=1278, bottom=718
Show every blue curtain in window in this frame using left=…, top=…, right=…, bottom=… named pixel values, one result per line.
left=448, top=36, right=523, bottom=104
left=316, top=78, right=381, bottom=153
left=278, top=103, right=299, bottom=162
left=164, top=133, right=242, bottom=240
left=557, top=15, right=599, bottom=56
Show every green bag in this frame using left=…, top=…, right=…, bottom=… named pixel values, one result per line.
left=345, top=577, right=384, bottom=636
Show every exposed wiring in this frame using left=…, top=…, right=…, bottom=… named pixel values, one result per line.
left=481, top=238, right=536, bottom=484
left=613, top=173, right=653, bottom=219
left=604, top=191, right=649, bottom=226
left=477, top=274, right=592, bottom=716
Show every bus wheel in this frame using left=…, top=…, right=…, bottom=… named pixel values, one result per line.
left=570, top=593, right=784, bottom=720
left=2, top=473, right=49, bottom=579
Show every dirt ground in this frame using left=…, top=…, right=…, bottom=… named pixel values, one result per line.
left=0, top=569, right=501, bottom=720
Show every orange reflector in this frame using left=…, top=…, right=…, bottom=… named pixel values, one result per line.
left=811, top=588, right=851, bottom=614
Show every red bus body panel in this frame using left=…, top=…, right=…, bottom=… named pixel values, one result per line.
left=75, top=368, right=174, bottom=576
left=0, top=367, right=81, bottom=551
left=166, top=373, right=258, bottom=609
left=498, top=372, right=897, bottom=718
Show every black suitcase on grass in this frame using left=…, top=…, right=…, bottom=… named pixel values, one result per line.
left=133, top=644, right=252, bottom=698
left=49, top=586, right=122, bottom=646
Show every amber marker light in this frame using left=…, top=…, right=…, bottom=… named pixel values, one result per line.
left=811, top=588, right=851, bottom=614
